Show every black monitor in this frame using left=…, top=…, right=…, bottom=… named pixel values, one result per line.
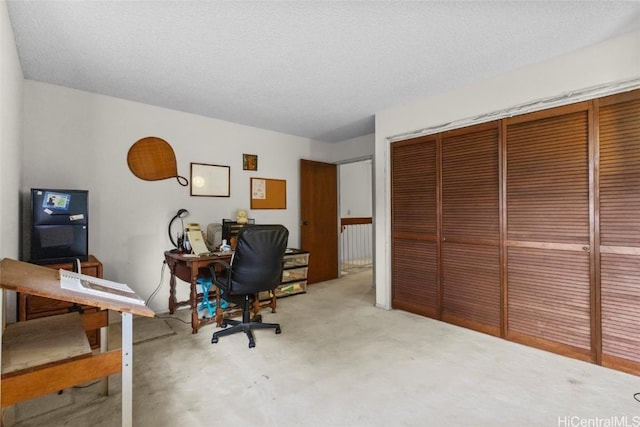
left=30, top=188, right=89, bottom=264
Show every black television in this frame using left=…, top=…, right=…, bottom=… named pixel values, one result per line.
left=30, top=188, right=89, bottom=264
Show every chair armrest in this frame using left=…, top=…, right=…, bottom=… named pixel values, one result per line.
left=208, top=260, right=231, bottom=286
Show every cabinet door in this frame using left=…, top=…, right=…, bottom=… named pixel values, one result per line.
left=391, top=136, right=439, bottom=317
left=441, top=124, right=501, bottom=335
left=599, top=91, right=640, bottom=374
left=505, top=105, right=592, bottom=360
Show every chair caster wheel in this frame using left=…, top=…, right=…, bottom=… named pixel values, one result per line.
left=211, top=336, right=219, bottom=344
left=220, top=321, right=228, bottom=328
left=275, top=327, right=281, bottom=334
left=249, top=341, right=255, bottom=348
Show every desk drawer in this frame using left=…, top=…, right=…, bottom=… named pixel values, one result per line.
left=282, top=267, right=308, bottom=283
left=259, top=281, right=307, bottom=301
left=284, top=253, right=309, bottom=268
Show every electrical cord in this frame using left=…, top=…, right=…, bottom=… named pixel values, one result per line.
left=145, top=260, right=167, bottom=306
left=155, top=314, right=191, bottom=325
left=73, top=380, right=101, bottom=389
left=145, top=259, right=191, bottom=325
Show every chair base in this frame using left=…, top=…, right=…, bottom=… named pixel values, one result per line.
left=211, top=314, right=281, bottom=348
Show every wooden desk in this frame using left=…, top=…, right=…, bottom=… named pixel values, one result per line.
left=0, top=258, right=154, bottom=427
left=164, top=251, right=232, bottom=333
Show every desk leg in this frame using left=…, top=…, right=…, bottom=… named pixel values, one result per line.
left=121, top=312, right=133, bottom=427
left=168, top=261, right=177, bottom=314
left=99, top=323, right=109, bottom=396
left=190, top=275, right=199, bottom=334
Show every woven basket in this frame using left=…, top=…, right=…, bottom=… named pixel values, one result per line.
left=127, top=137, right=188, bottom=186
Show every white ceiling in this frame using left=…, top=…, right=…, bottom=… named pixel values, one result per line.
left=7, top=1, right=640, bottom=142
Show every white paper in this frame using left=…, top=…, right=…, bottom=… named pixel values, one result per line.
left=252, top=179, right=266, bottom=199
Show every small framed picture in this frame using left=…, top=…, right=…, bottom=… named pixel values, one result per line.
left=243, top=154, right=258, bottom=171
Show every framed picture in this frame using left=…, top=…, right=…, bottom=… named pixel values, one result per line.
left=243, top=154, right=258, bottom=171
left=190, top=163, right=230, bottom=197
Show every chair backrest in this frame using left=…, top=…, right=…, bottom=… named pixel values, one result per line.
left=228, top=224, right=289, bottom=295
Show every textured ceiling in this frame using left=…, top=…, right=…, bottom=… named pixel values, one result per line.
left=7, top=1, right=640, bottom=142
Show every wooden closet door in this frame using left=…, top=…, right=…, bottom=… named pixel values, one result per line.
left=598, top=90, right=640, bottom=375
left=505, top=104, right=593, bottom=361
left=391, top=136, right=439, bottom=317
left=441, top=123, right=501, bottom=335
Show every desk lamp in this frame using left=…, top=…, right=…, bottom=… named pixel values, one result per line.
left=168, top=208, right=189, bottom=250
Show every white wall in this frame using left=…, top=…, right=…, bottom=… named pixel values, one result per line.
left=1, top=0, right=24, bottom=413
left=340, top=160, right=372, bottom=218
left=21, top=81, right=333, bottom=312
left=0, top=0, right=22, bottom=260
left=331, top=133, right=374, bottom=163
left=374, top=30, right=640, bottom=309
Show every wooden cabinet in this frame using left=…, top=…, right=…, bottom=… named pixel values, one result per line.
left=18, top=255, right=104, bottom=348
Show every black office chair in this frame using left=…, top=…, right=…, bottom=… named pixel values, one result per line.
left=208, top=224, right=289, bottom=348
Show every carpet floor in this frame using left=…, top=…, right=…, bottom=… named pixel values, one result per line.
left=9, top=269, right=640, bottom=426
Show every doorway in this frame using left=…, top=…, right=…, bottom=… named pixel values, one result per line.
left=338, top=158, right=373, bottom=275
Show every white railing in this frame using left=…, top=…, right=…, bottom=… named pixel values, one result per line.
left=340, top=217, right=373, bottom=272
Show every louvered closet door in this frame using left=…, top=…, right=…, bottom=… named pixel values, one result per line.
left=391, top=136, right=439, bottom=317
left=441, top=124, right=501, bottom=335
left=506, top=105, right=592, bottom=361
left=599, top=90, right=640, bottom=375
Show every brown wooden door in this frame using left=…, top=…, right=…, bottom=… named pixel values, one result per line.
left=505, top=104, right=593, bottom=361
left=441, top=123, right=501, bottom=336
left=598, top=90, right=640, bottom=373
left=300, top=159, right=338, bottom=284
left=391, top=136, right=440, bottom=317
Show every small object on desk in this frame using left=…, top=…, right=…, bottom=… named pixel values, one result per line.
left=186, top=223, right=210, bottom=255
left=236, top=209, right=249, bottom=224
left=220, top=239, right=231, bottom=252
left=183, top=232, right=191, bottom=252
